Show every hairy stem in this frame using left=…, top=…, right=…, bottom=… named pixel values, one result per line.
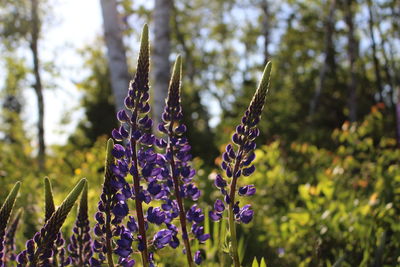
left=228, top=148, right=243, bottom=267
left=104, top=192, right=115, bottom=267
left=168, top=123, right=194, bottom=267
left=131, top=139, right=149, bottom=267
left=78, top=225, right=83, bottom=266
left=228, top=206, right=240, bottom=267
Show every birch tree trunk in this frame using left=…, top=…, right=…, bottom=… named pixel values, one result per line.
left=344, top=0, right=358, bottom=122
left=30, top=0, right=45, bottom=170
left=152, top=0, right=172, bottom=129
left=100, top=0, right=130, bottom=114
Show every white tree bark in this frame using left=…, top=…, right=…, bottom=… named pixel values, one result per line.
left=100, top=0, right=130, bottom=113
left=152, top=0, right=172, bottom=129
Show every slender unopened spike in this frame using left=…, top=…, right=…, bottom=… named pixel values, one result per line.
left=44, top=177, right=56, bottom=222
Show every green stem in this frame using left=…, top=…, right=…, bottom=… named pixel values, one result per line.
left=105, top=200, right=115, bottom=267
left=168, top=123, right=194, bottom=267
left=228, top=206, right=240, bottom=267
left=78, top=225, right=84, bottom=266
left=130, top=103, right=149, bottom=267
left=227, top=146, right=243, bottom=267
left=131, top=141, right=150, bottom=267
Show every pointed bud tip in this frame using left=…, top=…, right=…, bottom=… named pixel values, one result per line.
left=106, top=138, right=115, bottom=155
left=79, top=178, right=88, bottom=193
left=14, top=181, right=21, bottom=189
left=107, top=138, right=114, bottom=147
left=258, top=61, right=272, bottom=94
left=7, top=181, right=22, bottom=199
left=175, top=54, right=182, bottom=65
left=172, top=55, right=182, bottom=80
left=142, top=23, right=148, bottom=32
left=67, top=178, right=87, bottom=201
left=44, top=176, right=51, bottom=187
left=140, top=24, right=149, bottom=47
left=8, top=181, right=21, bottom=196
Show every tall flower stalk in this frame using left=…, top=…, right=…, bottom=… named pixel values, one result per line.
left=16, top=179, right=86, bottom=267
left=158, top=55, right=209, bottom=266
left=110, top=23, right=177, bottom=266
left=166, top=56, right=194, bottom=266
left=3, top=209, right=22, bottom=265
left=68, top=181, right=92, bottom=266
left=0, top=182, right=21, bottom=267
left=110, top=24, right=152, bottom=267
left=107, top=24, right=189, bottom=267
left=44, top=177, right=68, bottom=266
left=91, top=139, right=119, bottom=267
left=210, top=62, right=272, bottom=267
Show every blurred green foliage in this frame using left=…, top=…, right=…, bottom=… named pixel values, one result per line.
left=237, top=105, right=399, bottom=266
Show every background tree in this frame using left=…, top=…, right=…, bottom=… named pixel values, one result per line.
left=0, top=0, right=48, bottom=170
left=152, top=0, right=172, bottom=129
left=100, top=0, right=130, bottom=114
left=29, top=0, right=46, bottom=170
left=67, top=42, right=116, bottom=148
left=344, top=0, right=358, bottom=122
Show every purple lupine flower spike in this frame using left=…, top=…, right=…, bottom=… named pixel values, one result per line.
left=16, top=179, right=86, bottom=267
left=108, top=24, right=177, bottom=266
left=211, top=62, right=272, bottom=267
left=108, top=24, right=156, bottom=267
left=0, top=182, right=20, bottom=267
left=3, top=209, right=22, bottom=265
left=211, top=62, right=271, bottom=222
left=157, top=55, right=209, bottom=266
left=53, top=232, right=68, bottom=266
left=44, top=177, right=68, bottom=266
left=68, top=182, right=92, bottom=266
left=90, top=139, right=120, bottom=266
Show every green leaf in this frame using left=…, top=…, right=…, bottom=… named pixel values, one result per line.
left=252, top=257, right=259, bottom=267
left=0, top=181, right=21, bottom=238
left=238, top=236, right=246, bottom=264
left=44, top=177, right=56, bottom=222
left=32, top=178, right=87, bottom=265
left=332, top=255, right=345, bottom=267
left=214, top=215, right=222, bottom=247
left=372, top=231, right=387, bottom=267
left=223, top=222, right=230, bottom=253
left=204, top=206, right=212, bottom=252
left=260, top=257, right=267, bottom=267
